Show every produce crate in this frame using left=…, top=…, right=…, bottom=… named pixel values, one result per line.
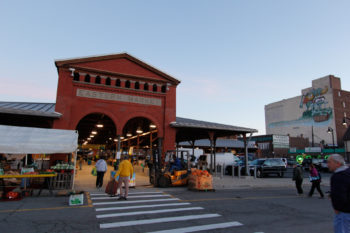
left=52, top=173, right=73, bottom=190
left=188, top=174, right=213, bottom=191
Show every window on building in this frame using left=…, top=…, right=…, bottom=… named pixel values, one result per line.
left=153, top=84, right=158, bottom=92
left=343, top=102, right=346, bottom=108
left=338, top=91, right=341, bottom=97
left=95, top=76, right=101, bottom=84
left=144, top=83, right=149, bottom=91
left=105, top=77, right=111, bottom=86
left=161, top=85, right=167, bottom=93
left=135, top=82, right=140, bottom=90
left=344, top=112, right=347, bottom=117
left=73, top=72, right=80, bottom=81
left=125, top=80, right=131, bottom=88
left=84, top=74, right=90, bottom=83
left=116, top=79, right=121, bottom=87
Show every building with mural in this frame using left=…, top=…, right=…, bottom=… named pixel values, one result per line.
left=265, top=75, right=350, bottom=148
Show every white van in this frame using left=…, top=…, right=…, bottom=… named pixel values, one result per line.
left=197, top=153, right=239, bottom=169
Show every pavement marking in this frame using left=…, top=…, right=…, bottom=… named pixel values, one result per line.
left=95, top=202, right=191, bottom=212
left=100, top=213, right=221, bottom=229
left=146, top=221, right=244, bottom=233
left=86, top=192, right=93, bottom=206
left=96, top=207, right=203, bottom=218
left=90, top=191, right=162, bottom=196
left=93, top=198, right=180, bottom=206
left=0, top=205, right=92, bottom=213
left=91, top=194, right=170, bottom=200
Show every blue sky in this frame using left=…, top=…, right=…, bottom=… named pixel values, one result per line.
left=0, top=0, right=349, bottom=135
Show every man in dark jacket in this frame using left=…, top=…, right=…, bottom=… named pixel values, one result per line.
left=327, top=154, right=350, bottom=233
left=292, top=163, right=304, bottom=195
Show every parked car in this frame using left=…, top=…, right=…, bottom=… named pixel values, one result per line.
left=287, top=158, right=297, bottom=167
left=320, top=159, right=329, bottom=172
left=249, top=158, right=287, bottom=178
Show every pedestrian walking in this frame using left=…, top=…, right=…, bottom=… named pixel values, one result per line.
left=308, top=163, right=324, bottom=198
left=95, top=156, right=107, bottom=190
left=327, top=154, right=350, bottom=233
left=78, top=156, right=84, bottom=170
left=114, top=155, right=133, bottom=200
left=292, top=163, right=303, bottom=195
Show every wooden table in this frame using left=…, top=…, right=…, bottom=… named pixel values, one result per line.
left=0, top=173, right=57, bottom=198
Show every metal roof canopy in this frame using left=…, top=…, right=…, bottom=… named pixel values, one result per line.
left=171, top=117, right=257, bottom=142
left=171, top=117, right=257, bottom=175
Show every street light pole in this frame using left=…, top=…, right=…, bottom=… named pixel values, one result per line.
left=343, top=117, right=350, bottom=162
left=327, top=127, right=335, bottom=153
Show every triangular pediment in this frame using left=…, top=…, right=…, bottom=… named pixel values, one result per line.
left=55, top=53, right=180, bottom=85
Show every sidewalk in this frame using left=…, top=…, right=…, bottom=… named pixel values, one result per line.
left=73, top=161, right=151, bottom=192
left=212, top=175, right=330, bottom=190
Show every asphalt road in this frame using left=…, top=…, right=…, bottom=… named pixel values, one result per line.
left=0, top=182, right=333, bottom=233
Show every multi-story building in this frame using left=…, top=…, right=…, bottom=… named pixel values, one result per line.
left=265, top=75, right=350, bottom=148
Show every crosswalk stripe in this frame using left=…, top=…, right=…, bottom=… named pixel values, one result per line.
left=91, top=194, right=170, bottom=200
left=100, top=213, right=221, bottom=229
left=93, top=198, right=180, bottom=206
left=90, top=192, right=162, bottom=196
left=96, top=207, right=203, bottom=218
left=146, top=221, right=244, bottom=233
left=95, top=202, right=191, bottom=212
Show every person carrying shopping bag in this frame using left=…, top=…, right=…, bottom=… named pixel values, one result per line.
left=308, top=163, right=324, bottom=198
left=114, top=155, right=133, bottom=200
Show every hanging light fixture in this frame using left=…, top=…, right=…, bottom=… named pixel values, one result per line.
left=149, top=123, right=156, bottom=129
left=126, top=132, right=132, bottom=137
left=136, top=127, right=143, bottom=134
left=96, top=123, right=104, bottom=128
left=120, top=136, right=125, bottom=139
left=91, top=131, right=97, bottom=135
left=114, top=139, right=118, bottom=142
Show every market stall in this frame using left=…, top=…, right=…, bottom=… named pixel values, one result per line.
left=0, top=125, right=78, bottom=200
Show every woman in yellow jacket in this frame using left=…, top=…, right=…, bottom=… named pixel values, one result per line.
left=115, top=155, right=133, bottom=200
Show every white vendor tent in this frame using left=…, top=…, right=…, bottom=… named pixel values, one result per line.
left=0, top=125, right=78, bottom=154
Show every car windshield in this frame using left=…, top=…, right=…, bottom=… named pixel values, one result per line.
left=250, top=159, right=265, bottom=165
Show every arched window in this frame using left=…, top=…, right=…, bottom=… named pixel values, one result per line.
left=125, top=80, right=131, bottom=88
left=84, top=74, right=90, bottom=83
left=95, top=76, right=101, bottom=84
left=153, top=84, right=158, bottom=92
left=73, top=72, right=80, bottom=81
left=116, top=79, right=121, bottom=87
left=105, top=77, right=111, bottom=86
left=135, top=82, right=140, bottom=90
left=144, top=83, right=149, bottom=91
left=161, top=85, right=167, bottom=93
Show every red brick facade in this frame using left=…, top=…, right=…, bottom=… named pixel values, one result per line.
left=52, top=53, right=180, bottom=153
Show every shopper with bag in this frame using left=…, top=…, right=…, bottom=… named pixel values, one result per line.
left=308, top=163, right=324, bottom=198
left=114, top=155, right=133, bottom=200
left=327, top=154, right=350, bottom=233
left=292, top=163, right=304, bottom=196
left=95, top=156, right=107, bottom=190
left=105, top=175, right=118, bottom=197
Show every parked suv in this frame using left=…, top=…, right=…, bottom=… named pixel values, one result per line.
left=249, top=158, right=287, bottom=178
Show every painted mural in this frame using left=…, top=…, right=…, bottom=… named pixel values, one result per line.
left=268, top=86, right=333, bottom=129
left=299, top=86, right=332, bottom=123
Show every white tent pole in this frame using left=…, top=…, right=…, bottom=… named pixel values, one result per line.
left=72, top=151, right=77, bottom=190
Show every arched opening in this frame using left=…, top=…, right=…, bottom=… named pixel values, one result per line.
left=105, top=77, right=111, bottom=86
left=116, top=79, right=121, bottom=87
left=134, top=82, right=140, bottom=90
left=76, top=113, right=117, bottom=156
left=152, top=84, right=158, bottom=92
left=125, top=80, right=131, bottom=88
left=95, top=76, right=101, bottom=84
left=121, top=117, right=158, bottom=159
left=144, top=83, right=149, bottom=91
left=161, top=85, right=167, bottom=93
left=73, top=72, right=80, bottom=81
left=84, top=74, right=91, bottom=83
